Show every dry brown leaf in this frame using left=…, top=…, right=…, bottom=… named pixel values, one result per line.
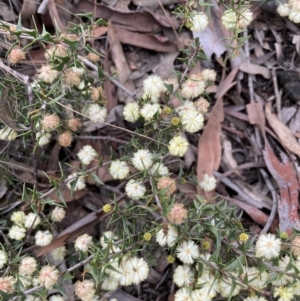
left=115, top=26, right=177, bottom=52
left=108, top=24, right=131, bottom=85
left=263, top=142, right=300, bottom=234
left=197, top=67, right=239, bottom=197
left=246, top=101, right=266, bottom=138
left=265, top=101, right=300, bottom=157
left=239, top=62, right=271, bottom=79
left=0, top=89, right=18, bottom=130
left=78, top=1, right=178, bottom=33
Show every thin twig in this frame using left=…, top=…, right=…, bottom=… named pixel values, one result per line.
left=259, top=169, right=277, bottom=234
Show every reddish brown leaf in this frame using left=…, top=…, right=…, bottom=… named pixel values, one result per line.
left=263, top=142, right=300, bottom=234
left=197, top=67, right=239, bottom=197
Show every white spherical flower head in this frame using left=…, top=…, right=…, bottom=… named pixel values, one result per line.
left=140, top=103, right=161, bottom=121
left=168, top=136, right=189, bottom=157
left=156, top=225, right=178, bottom=247
left=196, top=271, right=219, bottom=299
left=10, top=211, right=25, bottom=226
left=66, top=173, right=86, bottom=191
left=255, top=233, right=281, bottom=259
left=277, top=4, right=290, bottom=17
left=180, top=76, right=205, bottom=99
left=143, top=74, right=166, bottom=101
left=77, top=145, right=97, bottom=165
left=0, top=251, right=7, bottom=269
left=289, top=10, right=300, bottom=23
left=181, top=110, right=204, bottom=133
left=35, top=230, right=53, bottom=247
left=124, top=257, right=149, bottom=284
left=24, top=213, right=41, bottom=229
left=150, top=162, right=169, bottom=176
left=19, top=257, right=37, bottom=276
left=272, top=255, right=294, bottom=286
left=222, top=9, right=237, bottom=30
left=245, top=297, right=268, bottom=301
left=274, top=286, right=294, bottom=301
left=132, top=149, right=153, bottom=170
left=245, top=266, right=268, bottom=289
left=176, top=240, right=199, bottom=264
left=173, top=265, right=194, bottom=287
left=109, top=160, right=130, bottom=179
left=199, top=174, right=217, bottom=192
left=51, top=207, right=66, bottom=222
left=202, top=69, right=217, bottom=83
left=175, top=100, right=197, bottom=116
left=87, top=104, right=107, bottom=123
left=190, top=12, right=209, bottom=32
left=36, top=131, right=51, bottom=146
left=238, top=8, right=253, bottom=28
left=100, top=275, right=119, bottom=291
left=100, top=231, right=121, bottom=253
left=75, top=233, right=93, bottom=252
left=49, top=295, right=64, bottom=301
left=174, top=287, right=192, bottom=301
left=38, top=65, right=59, bottom=84
left=219, top=273, right=242, bottom=297
left=123, top=102, right=140, bottom=123
left=38, top=265, right=59, bottom=289
left=0, top=127, right=17, bottom=141
left=75, top=280, right=96, bottom=301
left=8, top=225, right=26, bottom=240
left=51, top=246, right=67, bottom=261
left=125, top=179, right=146, bottom=199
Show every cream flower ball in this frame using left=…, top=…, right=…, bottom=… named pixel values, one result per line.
left=176, top=240, right=199, bottom=264
left=19, top=257, right=37, bottom=276
left=175, top=100, right=197, bottom=116
left=149, top=162, right=169, bottom=176
left=123, top=102, right=140, bottom=123
left=86, top=104, right=107, bottom=123
left=51, top=207, right=66, bottom=222
left=238, top=8, right=253, bottom=28
left=66, top=173, right=86, bottom=191
left=140, top=103, right=161, bottom=121
left=190, top=12, right=209, bottom=32
left=109, top=160, right=130, bottom=179
left=123, top=257, right=149, bottom=284
left=168, top=136, right=189, bottom=157
left=222, top=9, right=237, bottom=30
left=180, top=76, right=205, bottom=99
left=35, top=230, right=53, bottom=247
left=24, top=213, right=41, bottom=229
left=8, top=225, right=26, bottom=240
left=156, top=225, right=178, bottom=247
left=38, top=265, right=59, bottom=289
left=277, top=4, right=290, bottom=17
left=125, top=179, right=146, bottom=199
left=219, top=273, right=242, bottom=297
left=38, top=65, right=59, bottom=84
left=199, top=174, right=217, bottom=192
left=173, top=265, right=194, bottom=287
left=132, top=149, right=153, bottom=170
left=174, top=288, right=192, bottom=301
left=10, top=211, right=25, bottom=226
left=77, top=145, right=97, bottom=165
left=181, top=110, right=204, bottom=133
left=0, top=127, right=17, bottom=141
left=255, top=233, right=281, bottom=260
left=75, top=233, right=93, bottom=252
left=36, top=131, right=51, bottom=146
left=0, top=251, right=7, bottom=269
left=142, top=74, right=166, bottom=101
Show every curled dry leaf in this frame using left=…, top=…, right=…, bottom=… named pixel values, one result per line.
left=265, top=101, right=300, bottom=157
